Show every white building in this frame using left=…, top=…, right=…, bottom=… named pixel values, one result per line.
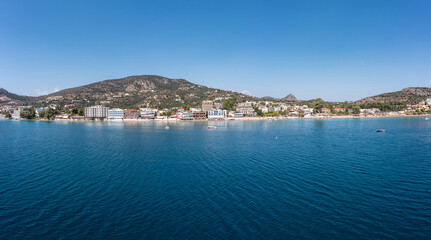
left=140, top=108, right=157, bottom=118
left=190, top=107, right=202, bottom=112
left=12, top=109, right=21, bottom=119
left=236, top=102, right=255, bottom=115
left=260, top=107, right=269, bottom=113
left=85, top=105, right=109, bottom=118
left=208, top=110, right=227, bottom=120
left=303, top=107, right=314, bottom=114
left=108, top=108, right=124, bottom=120
left=427, top=98, right=431, bottom=105
left=180, top=111, right=194, bottom=120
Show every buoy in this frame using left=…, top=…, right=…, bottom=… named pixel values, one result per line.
left=376, top=129, right=386, bottom=132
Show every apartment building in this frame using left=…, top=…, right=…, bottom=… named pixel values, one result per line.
left=84, top=106, right=109, bottom=118
left=108, top=108, right=124, bottom=120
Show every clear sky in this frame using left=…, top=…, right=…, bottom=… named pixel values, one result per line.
left=0, top=0, right=430, bottom=101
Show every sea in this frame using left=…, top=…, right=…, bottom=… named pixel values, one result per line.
left=0, top=117, right=430, bottom=239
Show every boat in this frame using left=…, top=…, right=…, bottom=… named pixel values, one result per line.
left=208, top=126, right=217, bottom=129
left=376, top=129, right=386, bottom=132
left=165, top=126, right=170, bottom=130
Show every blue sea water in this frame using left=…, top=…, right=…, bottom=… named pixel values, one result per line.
left=0, top=118, right=430, bottom=239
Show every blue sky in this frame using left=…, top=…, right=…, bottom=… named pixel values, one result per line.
left=0, top=0, right=430, bottom=101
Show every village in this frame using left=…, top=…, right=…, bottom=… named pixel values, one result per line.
left=1, top=98, right=431, bottom=121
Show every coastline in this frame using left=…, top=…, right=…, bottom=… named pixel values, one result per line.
left=4, top=113, right=430, bottom=122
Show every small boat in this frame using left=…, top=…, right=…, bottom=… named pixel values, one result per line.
left=376, top=129, right=386, bottom=132
left=426, top=118, right=429, bottom=120
left=208, top=126, right=217, bottom=129
left=165, top=126, right=170, bottom=130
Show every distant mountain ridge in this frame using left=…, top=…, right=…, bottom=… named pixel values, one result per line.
left=0, top=88, right=35, bottom=104
left=261, top=94, right=297, bottom=101
left=1, top=76, right=430, bottom=108
left=356, top=87, right=431, bottom=105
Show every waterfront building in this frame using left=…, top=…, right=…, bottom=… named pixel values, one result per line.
left=0, top=114, right=6, bottom=119
left=208, top=110, right=227, bottom=120
left=55, top=115, right=70, bottom=120
left=192, top=111, right=206, bottom=120
left=321, top=108, right=331, bottom=113
left=427, top=98, right=431, bottom=105
left=180, top=111, right=194, bottom=120
left=236, top=102, right=255, bottom=115
left=303, top=108, right=314, bottom=114
left=108, top=108, right=124, bottom=120
left=84, top=105, right=109, bottom=118
left=140, top=108, right=157, bottom=119
left=124, top=109, right=139, bottom=119
left=234, top=113, right=243, bottom=118
left=290, top=109, right=300, bottom=115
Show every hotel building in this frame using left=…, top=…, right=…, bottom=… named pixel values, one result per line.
left=84, top=106, right=109, bottom=118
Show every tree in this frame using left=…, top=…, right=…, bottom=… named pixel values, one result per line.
left=352, top=105, right=361, bottom=115
left=44, top=108, right=60, bottom=120
left=71, top=108, right=79, bottom=115
left=298, top=110, right=305, bottom=118
left=39, top=111, right=46, bottom=118
left=254, top=107, right=263, bottom=117
left=222, top=100, right=236, bottom=111
left=20, top=107, right=36, bottom=119
left=312, top=98, right=324, bottom=113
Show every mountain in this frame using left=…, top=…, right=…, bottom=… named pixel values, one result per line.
left=356, top=87, right=431, bottom=105
left=281, top=94, right=297, bottom=102
left=0, top=88, right=35, bottom=104
left=3, top=76, right=430, bottom=109
left=30, top=75, right=259, bottom=108
left=261, top=96, right=277, bottom=100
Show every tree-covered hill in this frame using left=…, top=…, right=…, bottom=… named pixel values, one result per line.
left=30, top=75, right=260, bottom=108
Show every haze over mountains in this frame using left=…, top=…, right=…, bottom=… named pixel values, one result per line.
left=1, top=75, right=431, bottom=108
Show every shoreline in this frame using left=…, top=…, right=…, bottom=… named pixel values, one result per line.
left=3, top=113, right=430, bottom=122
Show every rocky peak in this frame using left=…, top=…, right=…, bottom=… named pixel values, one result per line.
left=0, top=88, right=8, bottom=94
left=282, top=93, right=297, bottom=101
